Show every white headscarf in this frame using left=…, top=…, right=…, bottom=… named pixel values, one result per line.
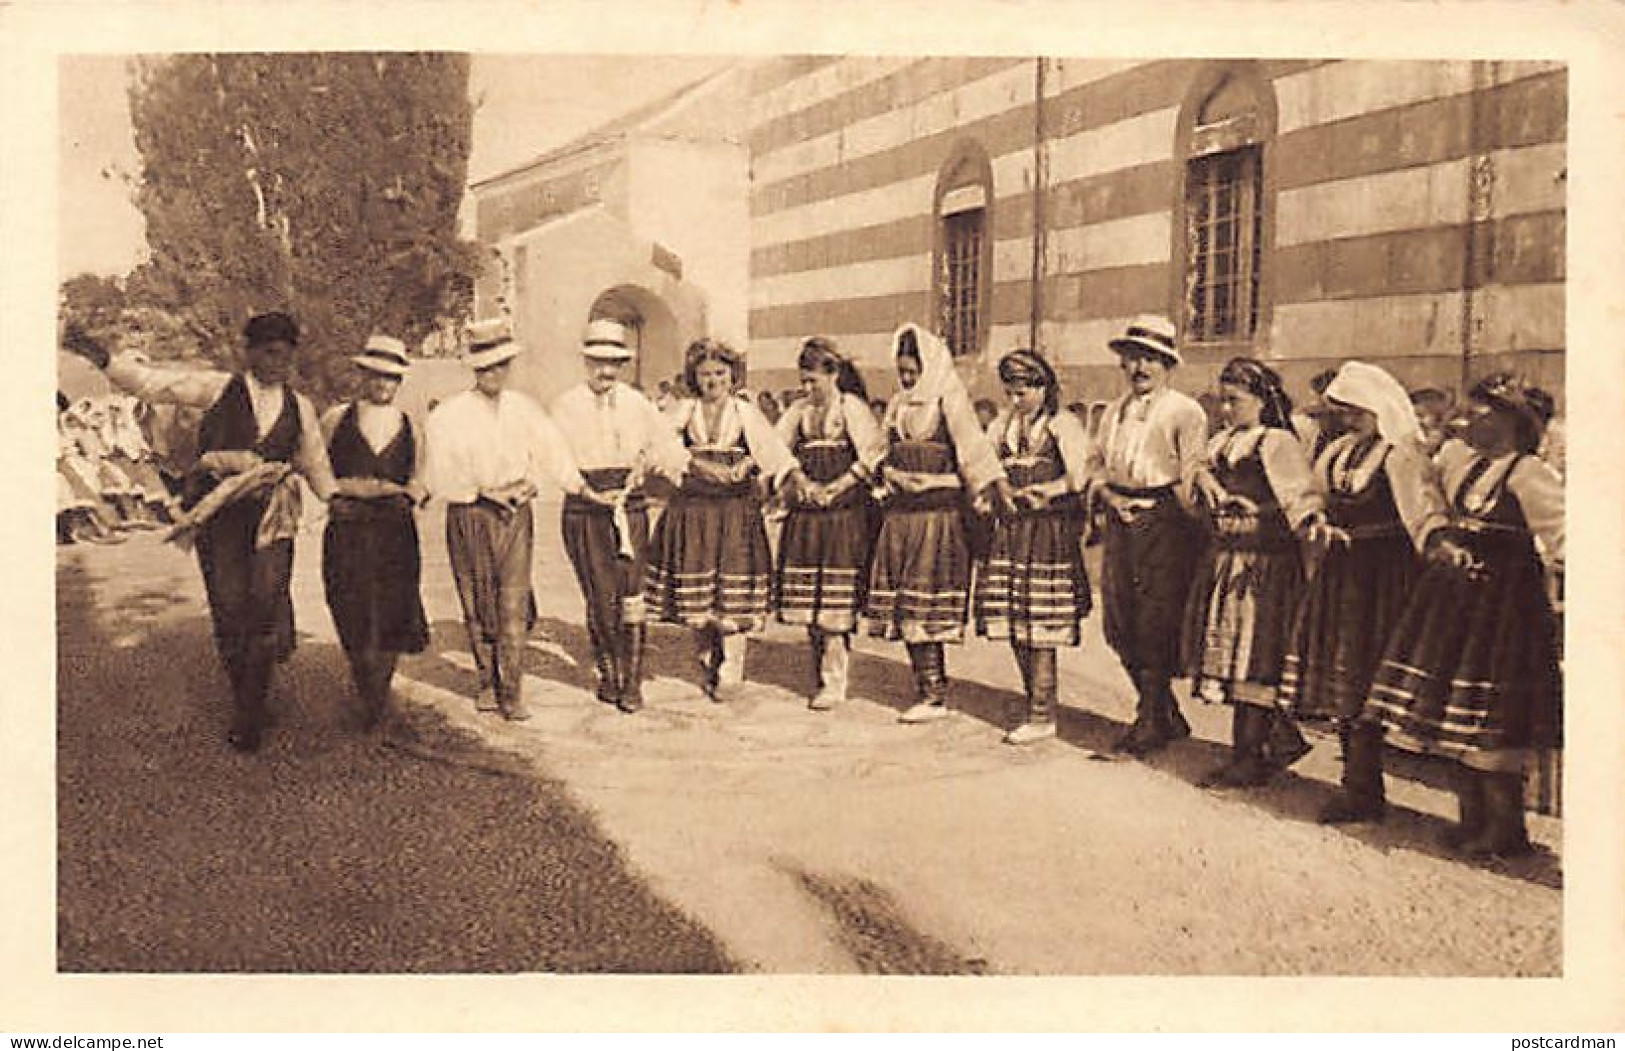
left=1325, top=361, right=1420, bottom=446
left=885, top=323, right=964, bottom=435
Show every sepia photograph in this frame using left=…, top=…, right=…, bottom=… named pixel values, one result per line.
left=9, top=0, right=1625, bottom=1036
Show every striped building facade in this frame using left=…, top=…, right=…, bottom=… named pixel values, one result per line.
left=744, top=57, right=1566, bottom=407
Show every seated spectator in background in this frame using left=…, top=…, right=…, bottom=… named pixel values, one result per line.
left=105, top=395, right=179, bottom=524
left=1408, top=387, right=1455, bottom=457
left=973, top=396, right=998, bottom=431
left=757, top=389, right=783, bottom=426
left=57, top=394, right=123, bottom=545
left=61, top=397, right=151, bottom=529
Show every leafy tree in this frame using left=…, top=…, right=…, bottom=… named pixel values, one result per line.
left=59, top=273, right=128, bottom=348
left=125, top=53, right=479, bottom=403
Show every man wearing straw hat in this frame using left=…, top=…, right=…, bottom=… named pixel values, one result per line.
left=319, top=335, right=430, bottom=736
left=424, top=319, right=577, bottom=722
left=1090, top=315, right=1209, bottom=757
left=548, top=319, right=689, bottom=714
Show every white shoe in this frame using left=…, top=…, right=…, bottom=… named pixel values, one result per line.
left=1003, top=720, right=1056, bottom=745
left=899, top=701, right=948, bottom=724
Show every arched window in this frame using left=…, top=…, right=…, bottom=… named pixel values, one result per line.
left=933, top=140, right=994, bottom=358
left=1173, top=63, right=1278, bottom=348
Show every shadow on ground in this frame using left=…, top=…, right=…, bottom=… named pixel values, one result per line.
left=56, top=553, right=735, bottom=973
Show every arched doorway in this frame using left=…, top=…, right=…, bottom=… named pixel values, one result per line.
left=588, top=284, right=683, bottom=392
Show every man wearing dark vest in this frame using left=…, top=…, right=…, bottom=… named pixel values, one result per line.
left=1088, top=315, right=1209, bottom=757
left=96, top=312, right=338, bottom=752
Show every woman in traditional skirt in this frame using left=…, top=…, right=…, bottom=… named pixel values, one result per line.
left=320, top=336, right=430, bottom=732
left=1364, top=374, right=1563, bottom=858
left=1280, top=361, right=1438, bottom=823
left=647, top=338, right=799, bottom=702
left=974, top=350, right=1093, bottom=745
left=866, top=324, right=1008, bottom=724
left=1183, top=357, right=1327, bottom=788
left=772, top=336, right=882, bottom=711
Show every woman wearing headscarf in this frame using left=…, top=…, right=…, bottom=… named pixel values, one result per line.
left=1365, top=373, right=1563, bottom=858
left=772, top=336, right=882, bottom=711
left=865, top=324, right=1009, bottom=724
left=974, top=349, right=1093, bottom=744
left=1281, top=361, right=1440, bottom=823
left=647, top=338, right=800, bottom=703
left=1183, top=357, right=1327, bottom=788
left=319, top=336, right=431, bottom=734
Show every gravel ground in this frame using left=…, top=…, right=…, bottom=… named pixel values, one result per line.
left=55, top=545, right=734, bottom=974
left=54, top=504, right=1563, bottom=977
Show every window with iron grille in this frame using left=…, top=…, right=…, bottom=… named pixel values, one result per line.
left=940, top=207, right=984, bottom=357
left=1184, top=145, right=1262, bottom=344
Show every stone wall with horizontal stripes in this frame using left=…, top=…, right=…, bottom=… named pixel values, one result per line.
left=745, top=56, right=1566, bottom=408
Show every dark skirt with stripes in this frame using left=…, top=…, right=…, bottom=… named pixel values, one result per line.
left=1281, top=531, right=1416, bottom=724
left=975, top=505, right=1091, bottom=647
left=865, top=491, right=972, bottom=644
left=646, top=481, right=774, bottom=634
left=1364, top=529, right=1562, bottom=771
left=1181, top=541, right=1305, bottom=702
left=775, top=500, right=876, bottom=633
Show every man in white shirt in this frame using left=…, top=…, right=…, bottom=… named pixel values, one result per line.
left=549, top=320, right=690, bottom=713
left=84, top=312, right=338, bottom=752
left=424, top=319, right=577, bottom=722
left=1091, top=315, right=1210, bottom=757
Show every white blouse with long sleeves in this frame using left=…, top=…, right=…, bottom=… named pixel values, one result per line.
left=988, top=407, right=1094, bottom=492
left=549, top=381, right=691, bottom=487
left=672, top=394, right=798, bottom=485
left=1198, top=424, right=1323, bottom=529
left=422, top=388, right=579, bottom=505
left=1313, top=431, right=1447, bottom=552
left=1434, top=438, right=1564, bottom=563
left=774, top=392, right=884, bottom=476
left=875, top=385, right=1005, bottom=492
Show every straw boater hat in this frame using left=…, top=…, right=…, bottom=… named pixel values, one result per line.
left=581, top=318, right=634, bottom=362
left=465, top=318, right=521, bottom=370
left=1108, top=314, right=1182, bottom=367
left=351, top=334, right=410, bottom=377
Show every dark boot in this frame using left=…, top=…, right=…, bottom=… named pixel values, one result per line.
left=589, top=620, right=619, bottom=706
left=1007, top=642, right=1034, bottom=732
left=809, top=628, right=828, bottom=697
left=696, top=625, right=723, bottom=699
left=899, top=642, right=949, bottom=723
left=1115, top=672, right=1172, bottom=756
left=1460, top=770, right=1533, bottom=858
left=1440, top=762, right=1488, bottom=850
left=1319, top=723, right=1387, bottom=824
left=227, top=652, right=271, bottom=752
left=1201, top=705, right=1273, bottom=788
left=617, top=624, right=646, bottom=714
left=1264, top=709, right=1312, bottom=772
left=1162, top=686, right=1193, bottom=742
left=1006, top=647, right=1057, bottom=745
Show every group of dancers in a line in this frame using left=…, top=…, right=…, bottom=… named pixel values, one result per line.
left=75, top=308, right=1562, bottom=860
